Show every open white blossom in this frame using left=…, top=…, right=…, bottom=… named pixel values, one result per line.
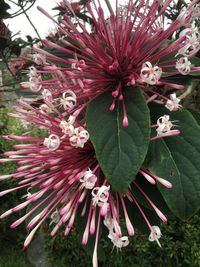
left=165, top=93, right=182, bottom=111
left=176, top=57, right=192, bottom=75
left=43, top=134, right=61, bottom=150
left=149, top=226, right=162, bottom=247
left=156, top=115, right=174, bottom=135
left=140, top=62, right=162, bottom=85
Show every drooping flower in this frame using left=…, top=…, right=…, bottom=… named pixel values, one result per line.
left=149, top=225, right=162, bottom=247
left=165, top=93, right=182, bottom=111
left=0, top=91, right=171, bottom=267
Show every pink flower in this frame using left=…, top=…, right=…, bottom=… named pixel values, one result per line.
left=0, top=95, right=171, bottom=267
left=32, top=0, right=200, bottom=125
left=176, top=57, right=192, bottom=75
left=1, top=1, right=200, bottom=267
left=165, top=93, right=182, bottom=111
left=43, top=134, right=61, bottom=150
left=80, top=169, right=97, bottom=189
left=69, top=126, right=90, bottom=148
left=140, top=62, right=162, bottom=85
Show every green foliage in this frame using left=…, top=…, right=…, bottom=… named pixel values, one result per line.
left=0, top=108, right=31, bottom=266
left=190, top=57, right=200, bottom=76
left=0, top=0, right=11, bottom=19
left=0, top=108, right=46, bottom=264
left=0, top=250, right=29, bottom=267
left=145, top=105, right=200, bottom=220
left=44, top=212, right=200, bottom=267
left=86, top=87, right=150, bottom=193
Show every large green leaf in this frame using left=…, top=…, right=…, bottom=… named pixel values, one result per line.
left=86, top=87, right=150, bottom=193
left=145, top=105, right=200, bottom=219
left=188, top=108, right=200, bottom=124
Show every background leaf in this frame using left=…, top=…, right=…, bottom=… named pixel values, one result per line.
left=145, top=105, right=200, bottom=220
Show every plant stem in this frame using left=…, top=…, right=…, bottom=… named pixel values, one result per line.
left=19, top=3, right=41, bottom=40
left=104, top=0, right=114, bottom=15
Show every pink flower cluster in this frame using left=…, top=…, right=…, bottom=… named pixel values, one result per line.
left=0, top=1, right=200, bottom=266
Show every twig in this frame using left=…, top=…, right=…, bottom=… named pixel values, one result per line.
left=18, top=2, right=42, bottom=40
left=10, top=2, right=35, bottom=19
left=7, top=0, right=40, bottom=38
left=104, top=0, right=114, bottom=15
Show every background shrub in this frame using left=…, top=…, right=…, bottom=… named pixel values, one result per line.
left=43, top=212, right=200, bottom=267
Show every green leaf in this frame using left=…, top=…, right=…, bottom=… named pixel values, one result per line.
left=145, top=105, right=200, bottom=220
left=0, top=1, right=10, bottom=19
left=125, top=198, right=160, bottom=234
left=190, top=57, right=200, bottom=76
left=131, top=174, right=171, bottom=216
left=86, top=87, right=150, bottom=193
left=188, top=108, right=200, bottom=125
left=161, top=75, right=193, bottom=85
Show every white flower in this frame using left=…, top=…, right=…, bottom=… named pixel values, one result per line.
left=21, top=187, right=32, bottom=199
left=178, top=27, right=200, bottom=57
left=29, top=77, right=42, bottom=92
left=33, top=53, right=46, bottom=65
left=21, top=120, right=32, bottom=130
left=59, top=116, right=75, bottom=136
left=42, top=89, right=52, bottom=102
left=28, top=66, right=38, bottom=78
left=140, top=62, right=162, bottom=85
left=43, top=134, right=60, bottom=150
left=92, top=185, right=110, bottom=207
left=69, top=126, right=89, bottom=148
left=108, top=232, right=129, bottom=249
left=149, top=226, right=162, bottom=247
left=176, top=57, right=192, bottom=75
left=156, top=115, right=174, bottom=135
left=165, top=93, right=182, bottom=111
left=60, top=90, right=77, bottom=110
left=192, top=4, right=200, bottom=21
left=40, top=104, right=53, bottom=115
left=80, top=169, right=97, bottom=189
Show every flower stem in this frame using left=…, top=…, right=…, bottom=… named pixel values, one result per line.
left=104, top=0, right=114, bottom=15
